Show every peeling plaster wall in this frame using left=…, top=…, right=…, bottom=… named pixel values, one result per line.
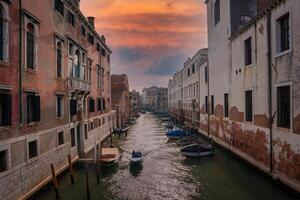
left=169, top=0, right=300, bottom=192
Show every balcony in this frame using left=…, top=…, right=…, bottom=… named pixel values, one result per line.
left=68, top=77, right=91, bottom=93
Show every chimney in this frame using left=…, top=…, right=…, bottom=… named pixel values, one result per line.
left=87, top=16, right=95, bottom=28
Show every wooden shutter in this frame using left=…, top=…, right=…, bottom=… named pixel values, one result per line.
left=33, top=96, right=40, bottom=122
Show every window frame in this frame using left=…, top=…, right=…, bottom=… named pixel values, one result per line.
left=0, top=2, right=9, bottom=63
left=67, top=10, right=75, bottom=26
left=58, top=131, right=64, bottom=146
left=244, top=37, right=252, bottom=66
left=56, top=40, right=64, bottom=78
left=214, top=0, right=220, bottom=26
left=245, top=90, right=253, bottom=122
left=276, top=84, right=292, bottom=129
left=54, top=0, right=64, bottom=16
left=224, top=93, right=229, bottom=118
left=26, top=93, right=41, bottom=123
left=56, top=94, right=64, bottom=118
left=275, top=11, right=292, bottom=57
left=28, top=139, right=38, bottom=159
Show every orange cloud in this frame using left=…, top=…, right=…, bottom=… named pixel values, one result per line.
left=81, top=0, right=207, bottom=91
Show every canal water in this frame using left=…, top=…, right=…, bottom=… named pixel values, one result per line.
left=37, top=113, right=297, bottom=200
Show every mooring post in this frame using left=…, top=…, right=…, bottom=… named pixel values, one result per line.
left=51, top=163, right=59, bottom=199
left=85, top=164, right=91, bottom=199
left=68, top=155, right=74, bottom=184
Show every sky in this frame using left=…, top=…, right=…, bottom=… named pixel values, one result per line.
left=81, top=0, right=207, bottom=92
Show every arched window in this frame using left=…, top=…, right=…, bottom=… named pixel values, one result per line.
left=74, top=50, right=80, bottom=78
left=26, top=23, right=35, bottom=69
left=56, top=42, right=62, bottom=77
left=0, top=3, right=8, bottom=62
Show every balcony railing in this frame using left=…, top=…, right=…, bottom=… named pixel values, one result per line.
left=68, top=77, right=91, bottom=93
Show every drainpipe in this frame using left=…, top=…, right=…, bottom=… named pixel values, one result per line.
left=18, top=0, right=22, bottom=124
left=267, top=11, right=274, bottom=173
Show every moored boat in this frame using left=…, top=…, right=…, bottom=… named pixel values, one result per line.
left=180, top=144, right=214, bottom=157
left=176, top=137, right=198, bottom=146
left=129, top=151, right=143, bottom=163
left=166, top=128, right=191, bottom=139
left=100, top=148, right=120, bottom=165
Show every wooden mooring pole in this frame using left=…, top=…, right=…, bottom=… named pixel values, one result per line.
left=85, top=164, right=91, bottom=199
left=50, top=163, right=59, bottom=199
left=68, top=155, right=75, bottom=184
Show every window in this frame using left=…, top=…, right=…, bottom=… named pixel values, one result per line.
left=214, top=0, right=220, bottom=25
left=245, top=90, right=253, bottom=122
left=74, top=50, right=80, bottom=78
left=58, top=131, right=64, bottom=145
left=192, top=64, right=195, bottom=73
left=97, top=98, right=102, bottom=111
left=28, top=140, right=38, bottom=159
left=0, top=3, right=9, bottom=62
left=205, top=96, right=208, bottom=114
left=56, top=95, right=63, bottom=118
left=277, top=85, right=290, bottom=128
left=67, top=10, right=75, bottom=26
left=97, top=43, right=101, bottom=52
left=101, top=48, right=106, bottom=57
left=70, top=128, right=75, bottom=147
left=97, top=65, right=101, bottom=88
left=277, top=13, right=290, bottom=53
left=81, top=25, right=86, bottom=37
left=0, top=93, right=12, bottom=126
left=224, top=93, right=229, bottom=118
left=56, top=42, right=63, bottom=77
left=0, top=150, right=7, bottom=172
left=89, top=98, right=95, bottom=113
left=55, top=0, right=64, bottom=16
left=211, top=95, right=214, bottom=115
left=90, top=122, right=94, bottom=130
left=187, top=68, right=190, bottom=77
left=27, top=94, right=40, bottom=123
left=102, top=99, right=106, bottom=111
left=205, top=66, right=208, bottom=82
left=84, top=124, right=88, bottom=140
left=88, top=33, right=94, bottom=45
left=70, top=99, right=77, bottom=116
left=26, top=23, right=36, bottom=69
left=244, top=37, right=252, bottom=66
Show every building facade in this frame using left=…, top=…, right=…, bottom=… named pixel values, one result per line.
left=129, top=90, right=141, bottom=117
left=0, top=0, right=114, bottom=199
left=142, top=86, right=168, bottom=113
left=111, top=74, right=130, bottom=128
left=169, top=49, right=208, bottom=126
left=169, top=0, right=300, bottom=192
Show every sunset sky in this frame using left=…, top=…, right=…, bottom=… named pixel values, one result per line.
left=81, top=0, right=207, bottom=91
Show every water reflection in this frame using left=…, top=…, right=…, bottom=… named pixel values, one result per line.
left=38, top=112, right=297, bottom=200
left=129, top=163, right=143, bottom=177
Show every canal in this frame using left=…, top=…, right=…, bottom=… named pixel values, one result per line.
left=36, top=113, right=297, bottom=200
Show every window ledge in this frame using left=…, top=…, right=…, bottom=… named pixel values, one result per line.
left=55, top=11, right=64, bottom=19
left=0, top=60, right=9, bottom=66
left=24, top=68, right=37, bottom=73
left=245, top=64, right=253, bottom=69
left=275, top=49, right=292, bottom=58
left=56, top=77, right=64, bottom=80
left=276, top=127, right=291, bottom=133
